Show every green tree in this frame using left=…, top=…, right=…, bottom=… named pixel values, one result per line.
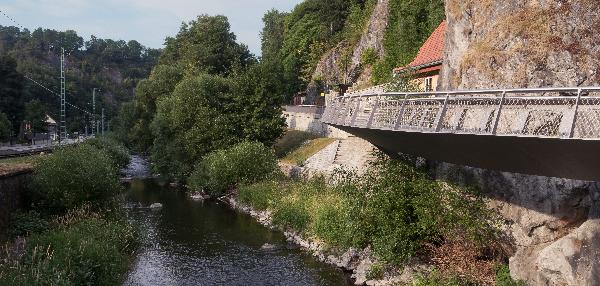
left=159, top=15, right=254, bottom=75
left=261, top=9, right=287, bottom=63
left=110, top=101, right=138, bottom=146
left=0, top=54, right=24, bottom=132
left=231, top=64, right=285, bottom=146
left=0, top=112, right=12, bottom=141
left=0, top=24, right=159, bottom=136
left=151, top=70, right=285, bottom=181
left=151, top=74, right=235, bottom=179
left=130, top=64, right=184, bottom=151
left=24, top=99, right=47, bottom=132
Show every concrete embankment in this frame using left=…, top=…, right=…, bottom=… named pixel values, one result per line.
left=0, top=169, right=32, bottom=238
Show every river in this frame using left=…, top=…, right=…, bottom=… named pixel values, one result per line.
left=122, top=157, right=352, bottom=286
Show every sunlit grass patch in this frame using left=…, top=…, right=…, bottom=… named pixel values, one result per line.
left=273, top=130, right=318, bottom=158
left=0, top=154, right=43, bottom=176
left=281, top=138, right=336, bottom=166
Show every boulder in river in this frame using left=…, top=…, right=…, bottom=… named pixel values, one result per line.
left=149, top=203, right=163, bottom=209
left=261, top=243, right=277, bottom=251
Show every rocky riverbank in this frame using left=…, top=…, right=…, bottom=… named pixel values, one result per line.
left=224, top=195, right=431, bottom=286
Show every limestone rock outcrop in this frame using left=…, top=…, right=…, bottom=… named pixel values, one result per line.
left=439, top=0, right=600, bottom=284
left=441, top=0, right=600, bottom=90
left=311, top=0, right=389, bottom=87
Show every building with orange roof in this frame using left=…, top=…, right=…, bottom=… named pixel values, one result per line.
left=394, top=21, right=446, bottom=92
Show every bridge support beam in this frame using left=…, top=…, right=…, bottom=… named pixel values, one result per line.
left=329, top=123, right=600, bottom=182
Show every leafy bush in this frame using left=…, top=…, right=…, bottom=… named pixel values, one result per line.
left=151, top=72, right=284, bottom=181
left=8, top=211, right=48, bottom=237
left=496, top=264, right=526, bottom=286
left=349, top=158, right=495, bottom=265
left=361, top=48, right=377, bottom=66
left=188, top=141, right=279, bottom=196
left=411, top=271, right=476, bottom=286
left=30, top=144, right=123, bottom=215
left=85, top=136, right=131, bottom=168
left=0, top=208, right=137, bottom=286
left=366, top=263, right=385, bottom=280
left=239, top=157, right=497, bottom=266
left=311, top=191, right=354, bottom=246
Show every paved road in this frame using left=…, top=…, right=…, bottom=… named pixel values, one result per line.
left=0, top=138, right=87, bottom=157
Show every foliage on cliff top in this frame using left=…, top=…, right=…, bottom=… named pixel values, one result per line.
left=261, top=0, right=377, bottom=99
left=372, top=0, right=445, bottom=84
left=0, top=25, right=159, bottom=134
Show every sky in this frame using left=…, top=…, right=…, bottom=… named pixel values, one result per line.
left=0, top=0, right=303, bottom=55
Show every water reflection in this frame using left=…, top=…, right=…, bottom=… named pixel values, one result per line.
left=123, top=179, right=351, bottom=286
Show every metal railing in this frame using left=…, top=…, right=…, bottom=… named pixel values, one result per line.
left=321, top=87, right=600, bottom=140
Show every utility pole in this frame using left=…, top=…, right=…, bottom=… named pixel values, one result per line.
left=101, top=108, right=105, bottom=135
left=92, top=88, right=98, bottom=136
left=60, top=48, right=66, bottom=142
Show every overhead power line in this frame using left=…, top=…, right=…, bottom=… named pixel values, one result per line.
left=1, top=9, right=93, bottom=117
left=0, top=9, right=26, bottom=30
left=23, top=74, right=92, bottom=115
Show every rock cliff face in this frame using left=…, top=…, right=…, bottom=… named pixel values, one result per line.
left=311, top=0, right=390, bottom=88
left=441, top=0, right=600, bottom=90
left=439, top=0, right=600, bottom=284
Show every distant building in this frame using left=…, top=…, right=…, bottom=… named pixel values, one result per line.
left=292, top=92, right=306, bottom=105
left=46, top=115, right=57, bottom=141
left=393, top=21, right=446, bottom=92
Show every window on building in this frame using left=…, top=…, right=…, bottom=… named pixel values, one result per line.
left=425, top=77, right=433, bottom=92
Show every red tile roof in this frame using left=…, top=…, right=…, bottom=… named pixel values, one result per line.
left=394, top=21, right=446, bottom=73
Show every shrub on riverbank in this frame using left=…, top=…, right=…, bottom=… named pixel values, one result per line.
left=188, top=141, right=279, bottom=196
left=0, top=207, right=137, bottom=286
left=29, top=144, right=123, bottom=215
left=85, top=136, right=131, bottom=168
left=238, top=157, right=497, bottom=266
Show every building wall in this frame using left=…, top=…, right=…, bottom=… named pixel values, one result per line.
left=283, top=107, right=351, bottom=138
left=411, top=73, right=440, bottom=92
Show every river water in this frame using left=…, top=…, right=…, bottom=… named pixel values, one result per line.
left=122, top=157, right=351, bottom=286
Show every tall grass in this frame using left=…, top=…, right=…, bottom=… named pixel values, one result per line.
left=1, top=139, right=137, bottom=285
left=238, top=157, right=497, bottom=266
left=0, top=207, right=137, bottom=286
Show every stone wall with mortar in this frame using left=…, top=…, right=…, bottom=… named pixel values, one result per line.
left=284, top=109, right=351, bottom=139
left=0, top=170, right=31, bottom=238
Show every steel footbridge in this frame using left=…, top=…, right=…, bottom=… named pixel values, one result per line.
left=321, top=87, right=600, bottom=181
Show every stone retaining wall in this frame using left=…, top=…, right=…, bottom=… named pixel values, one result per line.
left=0, top=170, right=31, bottom=238
left=283, top=106, right=351, bottom=138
